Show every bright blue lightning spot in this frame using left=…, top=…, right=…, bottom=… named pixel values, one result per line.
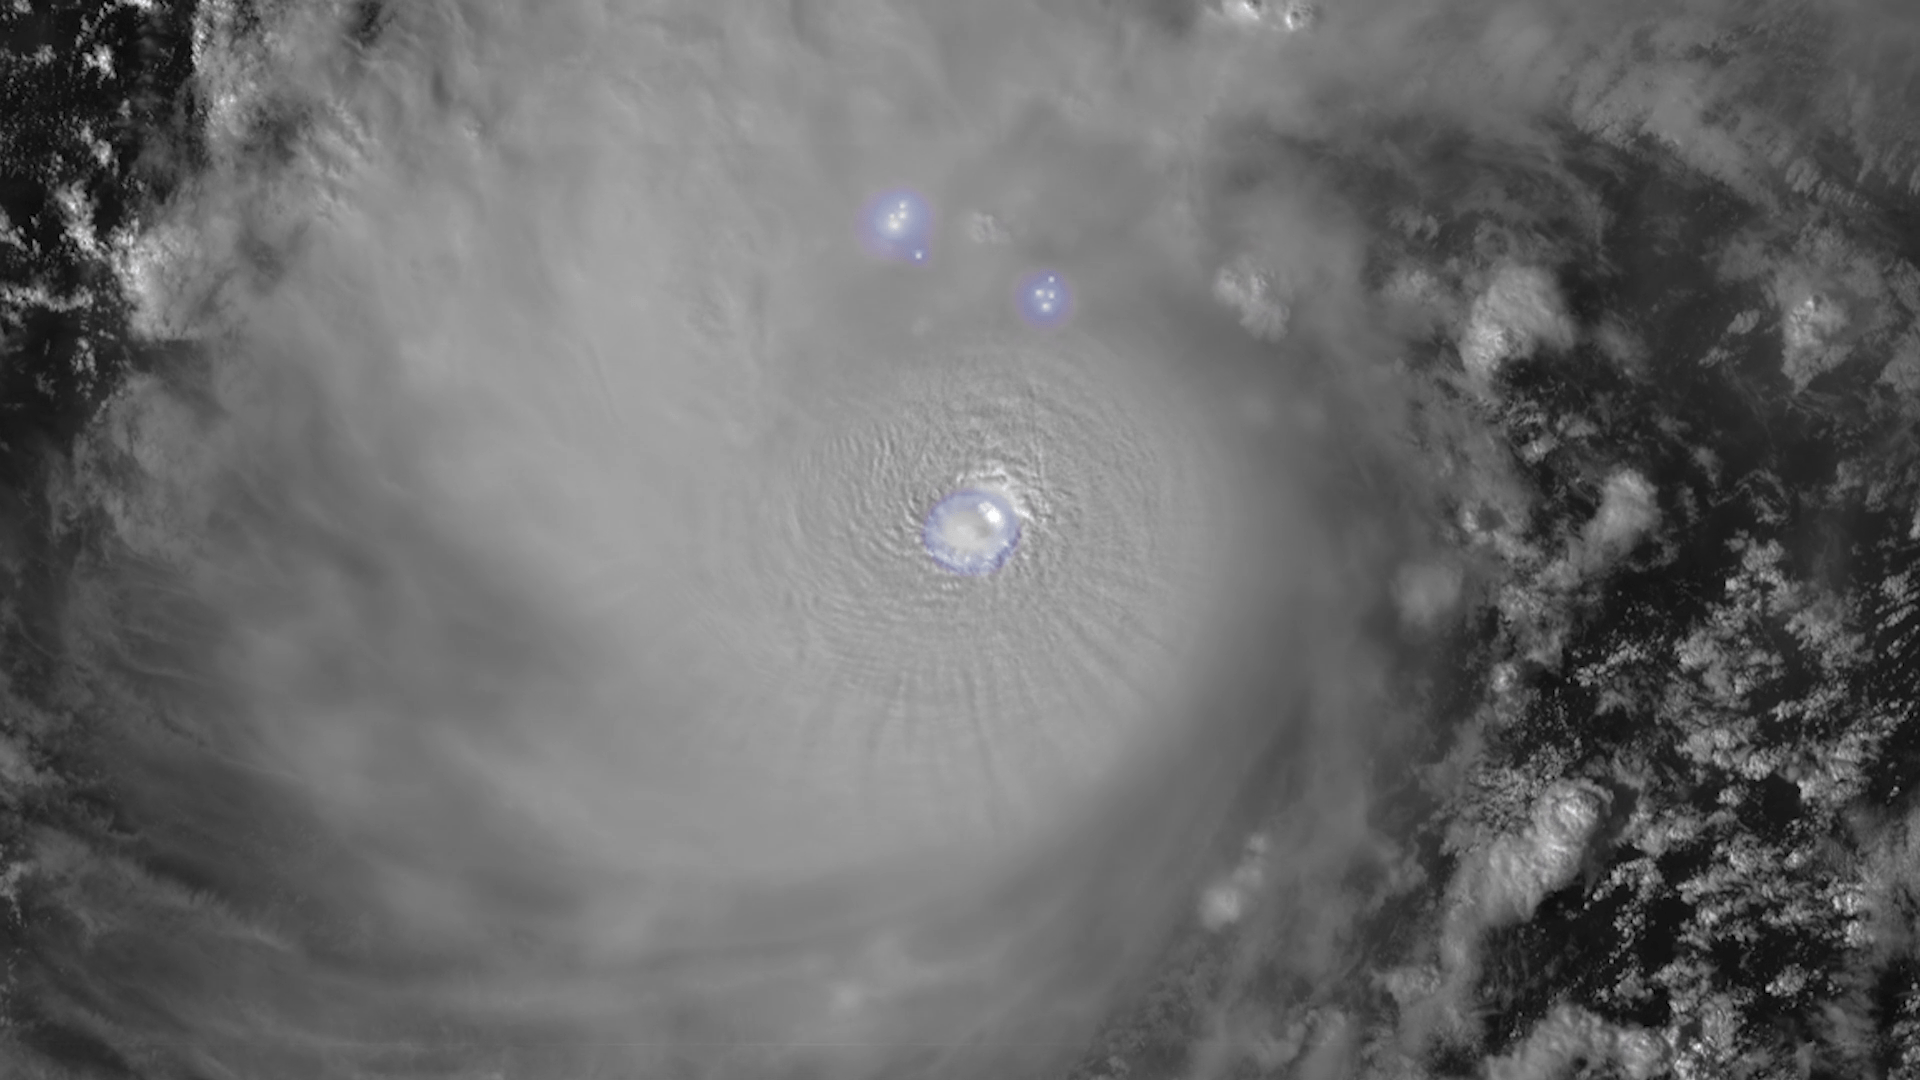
left=860, top=188, right=934, bottom=264
left=1014, top=269, right=1073, bottom=328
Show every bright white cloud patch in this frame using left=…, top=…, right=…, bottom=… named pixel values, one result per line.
left=1584, top=468, right=1660, bottom=559
left=1458, top=265, right=1577, bottom=381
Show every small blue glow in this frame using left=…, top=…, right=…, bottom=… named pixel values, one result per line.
left=922, top=488, right=1022, bottom=576
left=861, top=188, right=934, bottom=264
left=1014, top=269, right=1073, bottom=328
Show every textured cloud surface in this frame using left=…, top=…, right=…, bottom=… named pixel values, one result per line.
left=43, top=1, right=1417, bottom=1076
left=14, top=0, right=1920, bottom=1077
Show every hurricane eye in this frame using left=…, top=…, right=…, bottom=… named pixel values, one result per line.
left=923, top=488, right=1022, bottom=575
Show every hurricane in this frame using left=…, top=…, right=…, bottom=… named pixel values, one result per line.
left=15, top=0, right=1920, bottom=1077
left=12, top=1, right=1408, bottom=1076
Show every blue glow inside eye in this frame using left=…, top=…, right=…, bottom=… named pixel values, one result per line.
left=1015, top=270, right=1073, bottom=328
left=922, top=488, right=1022, bottom=576
left=861, top=188, right=934, bottom=264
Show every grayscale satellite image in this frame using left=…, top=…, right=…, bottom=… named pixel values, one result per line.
left=4, top=1, right=1920, bottom=1078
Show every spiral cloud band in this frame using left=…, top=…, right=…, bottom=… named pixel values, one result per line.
left=51, top=0, right=1430, bottom=1076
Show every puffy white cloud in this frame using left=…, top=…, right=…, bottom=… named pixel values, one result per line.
left=1486, top=1005, right=1669, bottom=1080
left=1582, top=468, right=1660, bottom=560
left=1211, top=256, right=1292, bottom=341
left=1458, top=265, right=1577, bottom=381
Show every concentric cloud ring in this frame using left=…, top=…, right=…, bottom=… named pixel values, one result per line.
left=648, top=319, right=1236, bottom=883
